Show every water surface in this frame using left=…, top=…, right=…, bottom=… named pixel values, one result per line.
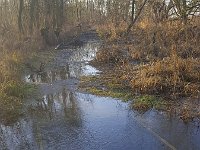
left=0, top=37, right=200, bottom=150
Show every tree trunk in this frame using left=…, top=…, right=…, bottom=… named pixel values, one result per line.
left=60, top=0, right=64, bottom=27
left=126, top=0, right=148, bottom=35
left=29, top=0, right=36, bottom=33
left=18, top=0, right=24, bottom=33
left=131, top=0, right=135, bottom=22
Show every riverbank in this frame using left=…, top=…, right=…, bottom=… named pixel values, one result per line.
left=79, top=20, right=200, bottom=122
left=0, top=29, right=200, bottom=150
left=0, top=24, right=89, bottom=125
left=0, top=45, right=56, bottom=125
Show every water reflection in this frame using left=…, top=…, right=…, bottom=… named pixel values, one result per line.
left=26, top=65, right=70, bottom=83
left=0, top=88, right=83, bottom=149
left=0, top=119, right=38, bottom=150
left=30, top=88, right=82, bottom=126
left=1, top=41, right=200, bottom=149
left=68, top=42, right=99, bottom=62
left=26, top=42, right=100, bottom=83
left=1, top=92, right=200, bottom=149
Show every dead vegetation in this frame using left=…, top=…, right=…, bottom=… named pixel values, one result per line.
left=91, top=17, right=200, bottom=121
left=0, top=0, right=200, bottom=123
left=94, top=18, right=200, bottom=97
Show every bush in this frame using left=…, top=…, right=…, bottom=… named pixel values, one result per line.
left=130, top=54, right=200, bottom=97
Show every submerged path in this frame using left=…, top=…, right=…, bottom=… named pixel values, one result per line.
left=0, top=31, right=200, bottom=150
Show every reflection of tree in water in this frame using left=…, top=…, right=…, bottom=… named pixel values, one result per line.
left=60, top=65, right=70, bottom=80
left=31, top=88, right=82, bottom=127
left=0, top=119, right=38, bottom=149
left=0, top=87, right=82, bottom=149
left=27, top=64, right=70, bottom=83
left=29, top=88, right=83, bottom=148
left=61, top=88, right=82, bottom=126
left=69, top=62, right=84, bottom=78
left=27, top=43, right=100, bottom=82
left=69, top=43, right=99, bottom=63
left=67, top=43, right=99, bottom=78
left=2, top=42, right=101, bottom=149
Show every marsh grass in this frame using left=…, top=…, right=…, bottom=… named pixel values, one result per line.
left=80, top=75, right=134, bottom=102
left=79, top=74, right=170, bottom=113
left=96, top=21, right=128, bottom=41
left=95, top=18, right=200, bottom=98
left=132, top=95, right=169, bottom=112
left=0, top=82, right=36, bottom=125
left=91, top=18, right=200, bottom=119
left=130, top=54, right=200, bottom=97
left=0, top=38, right=39, bottom=125
left=87, top=87, right=133, bottom=102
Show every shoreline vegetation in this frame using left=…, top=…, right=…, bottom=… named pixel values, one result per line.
left=0, top=25, right=85, bottom=125
left=80, top=18, right=200, bottom=122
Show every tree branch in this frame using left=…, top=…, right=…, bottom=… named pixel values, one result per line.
left=126, top=0, right=149, bottom=35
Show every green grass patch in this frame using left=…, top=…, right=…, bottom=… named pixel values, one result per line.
left=2, top=81, right=37, bottom=99
left=79, top=74, right=170, bottom=113
left=0, top=93, right=23, bottom=125
left=0, top=81, right=37, bottom=125
left=80, top=75, right=134, bottom=102
left=132, top=95, right=169, bottom=112
left=86, top=87, right=133, bottom=102
left=80, top=75, right=99, bottom=83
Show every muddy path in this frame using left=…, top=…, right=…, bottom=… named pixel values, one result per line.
left=0, top=31, right=200, bottom=150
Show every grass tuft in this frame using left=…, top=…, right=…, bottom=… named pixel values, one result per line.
left=132, top=95, right=168, bottom=112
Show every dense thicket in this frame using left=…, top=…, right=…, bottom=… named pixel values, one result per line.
left=0, top=0, right=199, bottom=36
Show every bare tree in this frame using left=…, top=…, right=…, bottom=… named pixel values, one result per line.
left=127, top=0, right=149, bottom=34
left=18, top=0, right=24, bottom=33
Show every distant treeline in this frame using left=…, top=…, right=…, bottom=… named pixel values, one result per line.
left=0, top=0, right=199, bottom=35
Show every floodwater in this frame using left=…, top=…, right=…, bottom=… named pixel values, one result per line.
left=0, top=33, right=200, bottom=150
